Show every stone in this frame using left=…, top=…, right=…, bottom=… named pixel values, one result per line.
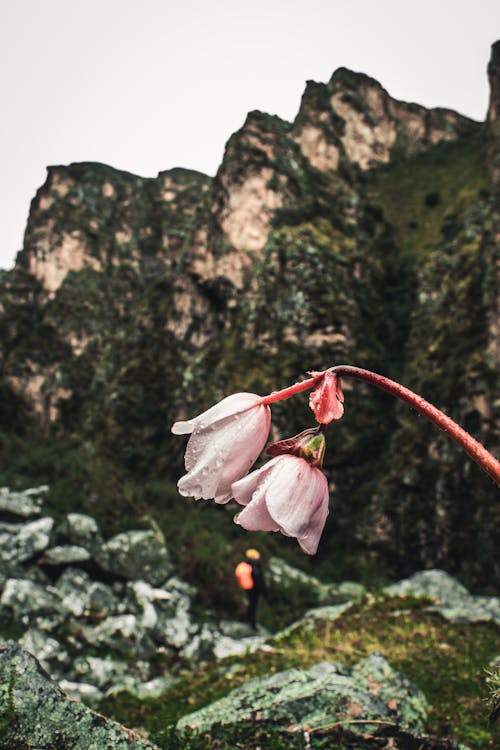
left=95, top=529, right=173, bottom=585
left=212, top=619, right=270, bottom=659
left=212, top=632, right=267, bottom=660
left=19, top=628, right=70, bottom=675
left=81, top=614, right=157, bottom=658
left=72, top=654, right=141, bottom=690
left=126, top=580, right=172, bottom=629
left=154, top=593, right=194, bottom=649
left=274, top=601, right=355, bottom=640
left=121, top=675, right=178, bottom=700
left=0, top=579, right=61, bottom=623
left=58, top=679, right=104, bottom=703
left=57, top=512, right=102, bottom=551
left=55, top=567, right=118, bottom=618
left=0, top=516, right=54, bottom=567
left=181, top=623, right=220, bottom=661
left=41, top=544, right=91, bottom=565
left=0, top=485, right=46, bottom=519
left=268, top=556, right=366, bottom=605
left=0, top=642, right=162, bottom=749
left=384, top=569, right=500, bottom=626
left=0, top=523, right=23, bottom=585
left=177, top=652, right=428, bottom=734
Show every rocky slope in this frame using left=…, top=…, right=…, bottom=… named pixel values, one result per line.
left=1, top=485, right=499, bottom=749
left=0, top=43, right=498, bottom=592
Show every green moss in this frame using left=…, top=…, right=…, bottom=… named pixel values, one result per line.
left=364, top=132, right=488, bottom=262
left=0, top=667, right=16, bottom=735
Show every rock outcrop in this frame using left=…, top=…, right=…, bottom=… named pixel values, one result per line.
left=487, top=40, right=500, bottom=185
left=0, top=642, right=161, bottom=750
left=384, top=569, right=500, bottom=625
left=293, top=67, right=477, bottom=173
left=177, top=652, right=428, bottom=734
left=1, top=487, right=498, bottom=748
left=2, top=485, right=498, bottom=708
left=0, top=486, right=268, bottom=702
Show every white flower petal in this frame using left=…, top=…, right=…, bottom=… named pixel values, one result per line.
left=262, top=457, right=318, bottom=537
left=231, top=457, right=280, bottom=506
left=171, top=419, right=195, bottom=435
left=234, top=494, right=280, bottom=532
left=192, top=393, right=263, bottom=430
left=297, top=483, right=330, bottom=554
left=173, top=393, right=271, bottom=501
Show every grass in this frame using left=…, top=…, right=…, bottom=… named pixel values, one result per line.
left=364, top=131, right=488, bottom=261
left=97, top=595, right=500, bottom=749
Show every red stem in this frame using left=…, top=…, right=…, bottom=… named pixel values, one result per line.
left=261, top=373, right=322, bottom=405
left=262, top=365, right=500, bottom=485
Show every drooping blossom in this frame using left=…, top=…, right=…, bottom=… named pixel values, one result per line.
left=232, top=431, right=330, bottom=554
left=308, top=370, right=344, bottom=424
left=171, top=393, right=271, bottom=503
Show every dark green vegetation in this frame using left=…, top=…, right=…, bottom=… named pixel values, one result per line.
left=98, top=596, right=500, bottom=749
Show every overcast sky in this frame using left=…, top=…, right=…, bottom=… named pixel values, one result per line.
left=1, top=0, right=499, bottom=271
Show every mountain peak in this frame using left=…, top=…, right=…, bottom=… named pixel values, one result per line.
left=292, top=63, right=478, bottom=173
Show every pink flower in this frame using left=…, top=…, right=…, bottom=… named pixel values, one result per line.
left=171, top=393, right=271, bottom=503
left=232, top=453, right=330, bottom=555
left=308, top=371, right=344, bottom=424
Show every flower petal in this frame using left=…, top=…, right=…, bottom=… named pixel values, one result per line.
left=171, top=419, right=195, bottom=435
left=213, top=407, right=271, bottom=496
left=191, top=392, right=263, bottom=430
left=184, top=402, right=270, bottom=473
left=309, top=372, right=344, bottom=424
left=296, top=482, right=330, bottom=554
left=264, top=457, right=329, bottom=539
left=234, top=494, right=280, bottom=532
left=174, top=394, right=271, bottom=501
left=231, top=457, right=280, bottom=506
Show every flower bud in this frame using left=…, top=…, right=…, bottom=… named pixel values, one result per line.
left=308, top=371, right=344, bottom=424
left=267, top=428, right=326, bottom=468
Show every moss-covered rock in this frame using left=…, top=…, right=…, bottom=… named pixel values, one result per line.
left=177, top=652, right=428, bottom=734
left=0, top=641, right=161, bottom=749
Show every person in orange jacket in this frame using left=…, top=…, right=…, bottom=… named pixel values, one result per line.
left=234, top=548, right=265, bottom=629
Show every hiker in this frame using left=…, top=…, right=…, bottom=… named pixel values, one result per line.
left=234, top=548, right=265, bottom=629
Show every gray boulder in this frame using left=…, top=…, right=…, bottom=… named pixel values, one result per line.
left=210, top=620, right=270, bottom=659
left=121, top=675, right=178, bottom=700
left=0, top=516, right=54, bottom=570
left=41, top=544, right=92, bottom=565
left=181, top=623, right=221, bottom=662
left=0, top=579, right=62, bottom=624
left=0, top=641, right=161, bottom=749
left=95, top=529, right=173, bottom=585
left=56, top=511, right=102, bottom=551
left=268, top=556, right=366, bottom=604
left=54, top=567, right=119, bottom=619
left=274, top=601, right=355, bottom=640
left=72, top=654, right=145, bottom=690
left=80, top=614, right=157, bottom=658
left=155, top=594, right=193, bottom=649
left=384, top=569, right=500, bottom=625
left=0, top=485, right=47, bottom=519
left=177, top=652, right=427, bottom=734
left=19, top=628, right=70, bottom=676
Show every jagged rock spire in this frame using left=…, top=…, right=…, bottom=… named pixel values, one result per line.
left=487, top=40, right=500, bottom=122
left=487, top=40, right=500, bottom=186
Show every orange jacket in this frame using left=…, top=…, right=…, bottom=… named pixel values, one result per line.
left=234, top=561, right=254, bottom=590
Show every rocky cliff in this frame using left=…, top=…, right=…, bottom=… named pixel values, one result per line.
left=0, top=43, right=498, bottom=591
